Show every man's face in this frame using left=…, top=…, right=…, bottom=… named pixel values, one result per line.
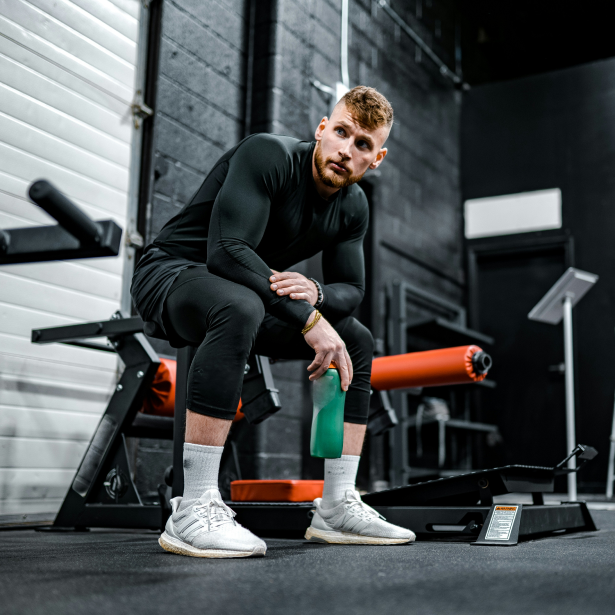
left=313, top=104, right=389, bottom=190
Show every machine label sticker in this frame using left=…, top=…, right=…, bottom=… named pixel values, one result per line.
left=484, top=506, right=519, bottom=541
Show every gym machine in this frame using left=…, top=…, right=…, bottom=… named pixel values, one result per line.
left=231, top=445, right=597, bottom=545
left=31, top=314, right=284, bottom=530
left=0, top=180, right=122, bottom=265
left=32, top=315, right=598, bottom=545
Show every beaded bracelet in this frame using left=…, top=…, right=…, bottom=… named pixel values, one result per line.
left=301, top=310, right=322, bottom=335
left=308, top=277, right=324, bottom=308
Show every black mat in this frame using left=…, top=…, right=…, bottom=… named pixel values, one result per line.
left=2, top=510, right=614, bottom=615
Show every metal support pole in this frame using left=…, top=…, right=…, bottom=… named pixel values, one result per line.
left=340, top=0, right=349, bottom=88
left=606, top=392, right=615, bottom=499
left=563, top=294, right=577, bottom=500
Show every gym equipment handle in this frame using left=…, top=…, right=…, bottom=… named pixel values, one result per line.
left=28, top=180, right=102, bottom=245
left=471, top=351, right=492, bottom=375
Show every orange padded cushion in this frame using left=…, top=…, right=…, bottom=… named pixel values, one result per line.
left=371, top=345, right=487, bottom=391
left=142, top=358, right=177, bottom=417
left=230, top=480, right=324, bottom=502
left=141, top=358, right=244, bottom=420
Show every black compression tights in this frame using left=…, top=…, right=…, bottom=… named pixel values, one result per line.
left=163, top=266, right=373, bottom=424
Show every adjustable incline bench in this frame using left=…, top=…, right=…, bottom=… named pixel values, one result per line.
left=32, top=315, right=598, bottom=545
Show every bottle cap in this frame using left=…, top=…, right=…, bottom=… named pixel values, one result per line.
left=328, top=362, right=336, bottom=369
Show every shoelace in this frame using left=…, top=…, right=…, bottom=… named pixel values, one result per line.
left=194, top=498, right=237, bottom=531
left=344, top=491, right=386, bottom=521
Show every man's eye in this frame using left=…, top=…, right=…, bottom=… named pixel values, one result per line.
left=336, top=127, right=345, bottom=136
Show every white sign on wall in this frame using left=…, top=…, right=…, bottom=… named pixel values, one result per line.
left=464, top=188, right=562, bottom=239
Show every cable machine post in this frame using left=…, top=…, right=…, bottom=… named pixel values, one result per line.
left=562, top=294, right=577, bottom=500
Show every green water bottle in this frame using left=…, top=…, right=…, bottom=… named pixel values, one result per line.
left=310, top=363, right=346, bottom=458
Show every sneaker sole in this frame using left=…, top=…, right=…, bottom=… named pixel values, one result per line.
left=304, top=526, right=415, bottom=545
left=159, top=532, right=266, bottom=558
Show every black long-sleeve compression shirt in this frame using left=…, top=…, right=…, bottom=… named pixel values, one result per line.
left=149, top=133, right=368, bottom=328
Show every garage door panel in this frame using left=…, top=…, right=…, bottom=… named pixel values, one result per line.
left=27, top=0, right=138, bottom=62
left=0, top=385, right=111, bottom=416
left=0, top=144, right=128, bottom=217
left=108, top=0, right=140, bottom=21
left=5, top=260, right=122, bottom=301
left=0, top=343, right=117, bottom=384
left=0, top=283, right=119, bottom=329
left=71, top=0, right=139, bottom=41
left=0, top=234, right=123, bottom=299
left=0, top=469, right=75, bottom=502
left=0, top=497, right=64, bottom=514
left=1, top=0, right=135, bottom=87
left=0, top=406, right=103, bottom=441
left=0, top=56, right=131, bottom=143
left=0, top=22, right=131, bottom=112
left=0, top=85, right=130, bottom=167
left=0, top=15, right=133, bottom=104
left=0, top=379, right=111, bottom=412
left=0, top=113, right=129, bottom=192
left=0, top=379, right=114, bottom=412
left=0, top=0, right=142, bottom=516
left=0, top=436, right=87, bottom=468
left=0, top=205, right=54, bottom=229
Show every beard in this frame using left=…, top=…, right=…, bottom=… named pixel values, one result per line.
left=314, top=141, right=365, bottom=190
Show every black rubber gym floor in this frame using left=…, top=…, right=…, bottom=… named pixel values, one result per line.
left=2, top=510, right=614, bottom=615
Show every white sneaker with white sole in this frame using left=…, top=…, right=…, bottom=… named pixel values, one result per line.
left=305, top=489, right=416, bottom=545
left=159, top=489, right=267, bottom=558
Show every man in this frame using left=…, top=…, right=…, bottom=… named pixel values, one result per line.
left=131, top=86, right=415, bottom=558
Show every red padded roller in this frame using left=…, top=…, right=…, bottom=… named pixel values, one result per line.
left=370, top=345, right=490, bottom=391
left=142, top=346, right=491, bottom=416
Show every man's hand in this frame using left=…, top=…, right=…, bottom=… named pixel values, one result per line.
left=269, top=270, right=318, bottom=306
left=303, top=312, right=353, bottom=391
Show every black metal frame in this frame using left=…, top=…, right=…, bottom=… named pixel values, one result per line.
left=33, top=316, right=284, bottom=528
left=0, top=180, right=122, bottom=265
left=232, top=449, right=598, bottom=544
left=33, top=315, right=164, bottom=530
left=386, top=280, right=497, bottom=486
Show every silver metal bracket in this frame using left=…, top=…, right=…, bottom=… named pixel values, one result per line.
left=131, top=91, right=154, bottom=129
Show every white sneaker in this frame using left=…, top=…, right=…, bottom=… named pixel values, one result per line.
left=305, top=489, right=416, bottom=545
left=159, top=489, right=267, bottom=558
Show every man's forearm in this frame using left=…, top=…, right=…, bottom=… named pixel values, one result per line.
left=318, top=282, right=364, bottom=322
left=207, top=240, right=314, bottom=327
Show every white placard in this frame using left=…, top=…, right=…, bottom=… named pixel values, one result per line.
left=465, top=189, right=562, bottom=239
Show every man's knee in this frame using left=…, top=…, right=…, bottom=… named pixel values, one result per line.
left=338, top=317, right=374, bottom=357
left=219, top=288, right=265, bottom=334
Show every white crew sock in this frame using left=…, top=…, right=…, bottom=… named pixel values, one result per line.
left=180, top=443, right=224, bottom=507
left=321, top=455, right=360, bottom=507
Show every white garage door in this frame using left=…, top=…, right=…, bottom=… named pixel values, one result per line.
left=0, top=0, right=145, bottom=515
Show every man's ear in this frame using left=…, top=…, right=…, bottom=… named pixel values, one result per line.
left=314, top=116, right=328, bottom=141
left=369, top=148, right=388, bottom=170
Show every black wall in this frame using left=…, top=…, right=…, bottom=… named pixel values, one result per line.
left=138, top=0, right=465, bottom=487
left=462, top=57, right=615, bottom=488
